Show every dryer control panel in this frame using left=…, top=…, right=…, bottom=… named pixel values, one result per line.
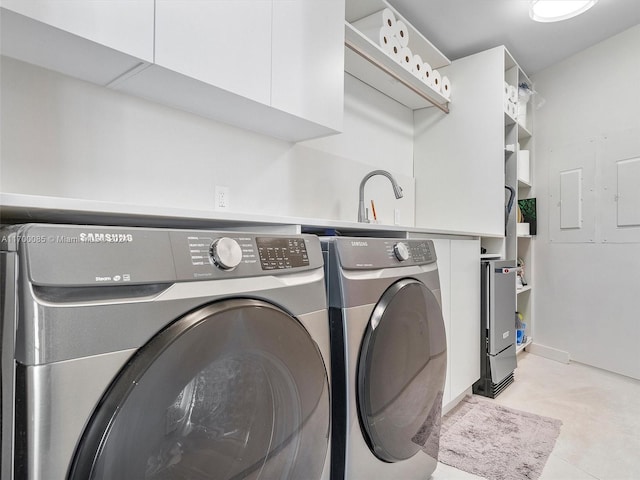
left=333, top=237, right=437, bottom=270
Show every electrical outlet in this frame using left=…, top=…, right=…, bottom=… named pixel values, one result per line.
left=215, top=186, right=230, bottom=211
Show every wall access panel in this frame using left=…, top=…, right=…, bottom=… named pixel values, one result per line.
left=560, top=169, right=583, bottom=230
left=600, top=128, right=640, bottom=243
left=549, top=139, right=596, bottom=243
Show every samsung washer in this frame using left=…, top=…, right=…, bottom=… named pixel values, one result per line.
left=1, top=223, right=331, bottom=480
left=322, top=237, right=446, bottom=480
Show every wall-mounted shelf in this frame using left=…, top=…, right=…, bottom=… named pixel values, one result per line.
left=517, top=285, right=532, bottom=294
left=518, top=178, right=532, bottom=188
left=344, top=0, right=450, bottom=112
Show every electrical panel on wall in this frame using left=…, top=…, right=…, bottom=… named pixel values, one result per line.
left=549, top=129, right=640, bottom=244
left=600, top=129, right=640, bottom=243
left=549, top=139, right=596, bottom=243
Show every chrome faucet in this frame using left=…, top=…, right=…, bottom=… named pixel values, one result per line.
left=358, top=170, right=404, bottom=223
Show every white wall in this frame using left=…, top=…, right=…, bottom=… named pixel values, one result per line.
left=532, top=24, right=640, bottom=379
left=0, top=57, right=415, bottom=226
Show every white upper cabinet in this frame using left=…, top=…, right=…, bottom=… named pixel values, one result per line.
left=1, top=0, right=345, bottom=142
left=126, top=0, right=344, bottom=141
left=271, top=0, right=344, bottom=132
left=154, top=0, right=272, bottom=105
left=0, top=0, right=154, bottom=84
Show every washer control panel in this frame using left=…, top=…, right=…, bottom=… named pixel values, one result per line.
left=171, top=231, right=320, bottom=280
left=404, top=241, right=434, bottom=264
left=256, top=237, right=310, bottom=270
left=10, top=225, right=323, bottom=286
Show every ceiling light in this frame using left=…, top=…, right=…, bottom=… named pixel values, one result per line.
left=529, top=0, right=598, bottom=23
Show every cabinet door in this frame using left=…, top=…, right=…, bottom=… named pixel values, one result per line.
left=449, top=239, right=480, bottom=399
left=430, top=239, right=451, bottom=405
left=271, top=0, right=344, bottom=132
left=155, top=0, right=272, bottom=105
left=1, top=0, right=154, bottom=61
left=414, top=47, right=504, bottom=235
left=0, top=0, right=153, bottom=84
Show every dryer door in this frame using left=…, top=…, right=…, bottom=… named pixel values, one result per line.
left=357, top=278, right=447, bottom=463
left=68, top=298, right=329, bottom=480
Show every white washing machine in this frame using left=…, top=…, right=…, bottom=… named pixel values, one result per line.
left=322, top=237, right=447, bottom=480
left=1, top=223, right=331, bottom=480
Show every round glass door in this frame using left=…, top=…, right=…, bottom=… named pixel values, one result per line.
left=357, top=278, right=447, bottom=463
left=68, top=299, right=329, bottom=480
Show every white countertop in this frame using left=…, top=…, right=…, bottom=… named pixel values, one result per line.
left=0, top=193, right=494, bottom=238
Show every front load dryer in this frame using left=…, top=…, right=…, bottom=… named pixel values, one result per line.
left=1, top=224, right=331, bottom=480
left=322, top=237, right=446, bottom=480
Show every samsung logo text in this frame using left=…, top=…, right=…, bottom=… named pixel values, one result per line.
left=351, top=241, right=369, bottom=247
left=80, top=233, right=134, bottom=243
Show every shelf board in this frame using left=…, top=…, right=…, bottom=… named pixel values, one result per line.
left=344, top=23, right=449, bottom=111
left=516, top=285, right=532, bottom=294
left=504, top=111, right=516, bottom=126
left=481, top=253, right=502, bottom=259
left=518, top=178, right=532, bottom=188
left=516, top=337, right=533, bottom=353
left=517, top=234, right=533, bottom=238
left=345, top=0, right=450, bottom=69
left=518, top=123, right=532, bottom=139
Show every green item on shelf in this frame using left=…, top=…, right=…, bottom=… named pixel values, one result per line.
left=517, top=198, right=537, bottom=235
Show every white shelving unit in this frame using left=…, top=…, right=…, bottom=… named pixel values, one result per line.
left=467, top=46, right=535, bottom=354
left=344, top=0, right=451, bottom=112
left=413, top=45, right=537, bottom=389
left=514, top=65, right=535, bottom=355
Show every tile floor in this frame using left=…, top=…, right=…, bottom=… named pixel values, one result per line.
left=431, top=351, right=640, bottom=480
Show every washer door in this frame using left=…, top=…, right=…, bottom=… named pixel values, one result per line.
left=357, top=278, right=446, bottom=463
left=68, top=298, right=329, bottom=480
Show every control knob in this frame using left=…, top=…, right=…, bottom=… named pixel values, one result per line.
left=210, top=237, right=243, bottom=270
left=393, top=242, right=410, bottom=261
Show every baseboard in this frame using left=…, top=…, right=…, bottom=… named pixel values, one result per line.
left=442, top=387, right=472, bottom=415
left=526, top=342, right=570, bottom=364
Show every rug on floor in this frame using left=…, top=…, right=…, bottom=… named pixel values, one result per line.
left=438, top=395, right=562, bottom=480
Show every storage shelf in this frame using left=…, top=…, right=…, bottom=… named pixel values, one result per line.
left=344, top=0, right=450, bottom=112
left=505, top=112, right=532, bottom=139
left=504, top=111, right=517, bottom=126
left=344, top=23, right=449, bottom=111
left=346, top=0, right=449, bottom=67
left=480, top=253, right=502, bottom=259
left=518, top=123, right=532, bottom=139
left=518, top=178, right=532, bottom=188
left=516, top=337, right=533, bottom=353
left=517, top=285, right=532, bottom=294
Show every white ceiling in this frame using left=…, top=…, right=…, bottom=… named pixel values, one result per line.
left=387, top=0, right=640, bottom=75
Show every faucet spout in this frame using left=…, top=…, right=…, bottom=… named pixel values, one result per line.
left=358, top=170, right=404, bottom=223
